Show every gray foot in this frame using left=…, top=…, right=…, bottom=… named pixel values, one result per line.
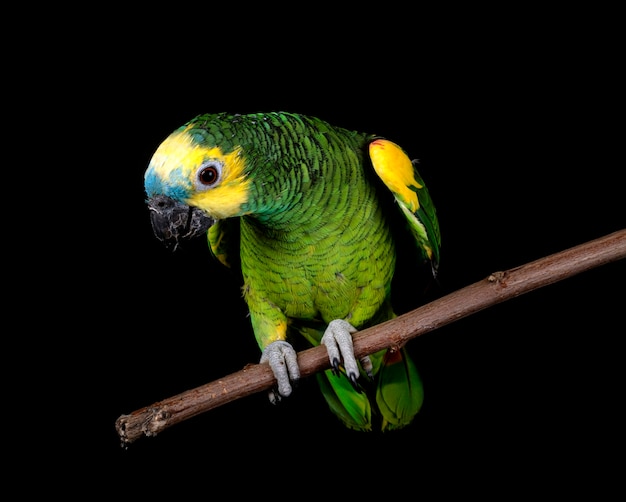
left=260, top=340, right=300, bottom=404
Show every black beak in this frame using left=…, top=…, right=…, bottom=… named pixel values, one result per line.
left=147, top=195, right=215, bottom=251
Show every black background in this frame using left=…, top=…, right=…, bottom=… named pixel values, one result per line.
left=40, top=14, right=624, bottom=496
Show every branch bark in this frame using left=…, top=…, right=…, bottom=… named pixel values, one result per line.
left=116, top=229, right=626, bottom=446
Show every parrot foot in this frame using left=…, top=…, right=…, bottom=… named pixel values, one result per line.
left=321, top=319, right=367, bottom=390
left=260, top=340, right=300, bottom=404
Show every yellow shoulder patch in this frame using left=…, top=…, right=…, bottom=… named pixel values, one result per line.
left=369, top=139, right=422, bottom=212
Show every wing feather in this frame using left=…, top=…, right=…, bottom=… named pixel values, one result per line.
left=369, top=139, right=441, bottom=275
left=207, top=218, right=241, bottom=269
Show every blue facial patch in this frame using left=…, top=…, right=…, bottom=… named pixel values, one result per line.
left=144, top=166, right=191, bottom=201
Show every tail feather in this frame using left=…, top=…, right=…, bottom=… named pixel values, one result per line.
left=376, top=348, right=424, bottom=431
left=317, top=347, right=423, bottom=431
left=316, top=370, right=372, bottom=431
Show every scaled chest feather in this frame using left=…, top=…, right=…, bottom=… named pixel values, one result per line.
left=239, top=213, right=395, bottom=326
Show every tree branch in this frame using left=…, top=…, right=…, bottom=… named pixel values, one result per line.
left=115, top=229, right=626, bottom=446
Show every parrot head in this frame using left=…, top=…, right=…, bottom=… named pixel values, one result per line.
left=144, top=116, right=253, bottom=250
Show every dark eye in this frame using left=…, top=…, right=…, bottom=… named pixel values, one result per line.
left=196, top=160, right=222, bottom=189
left=199, top=166, right=219, bottom=185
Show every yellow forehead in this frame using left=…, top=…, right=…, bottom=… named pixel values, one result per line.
left=150, top=129, right=223, bottom=177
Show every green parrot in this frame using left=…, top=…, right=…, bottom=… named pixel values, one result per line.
left=144, top=112, right=440, bottom=431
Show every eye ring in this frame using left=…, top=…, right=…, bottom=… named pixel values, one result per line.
left=195, top=160, right=223, bottom=190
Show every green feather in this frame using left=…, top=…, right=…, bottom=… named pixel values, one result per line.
left=207, top=219, right=240, bottom=269
left=409, top=160, right=441, bottom=270
left=316, top=370, right=372, bottom=431
left=376, top=348, right=424, bottom=431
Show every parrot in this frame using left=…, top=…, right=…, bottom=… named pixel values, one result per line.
left=144, top=111, right=441, bottom=432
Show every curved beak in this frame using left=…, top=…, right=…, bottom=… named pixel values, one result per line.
left=147, top=195, right=215, bottom=251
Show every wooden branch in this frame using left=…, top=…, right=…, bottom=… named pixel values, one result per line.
left=116, top=229, right=626, bottom=446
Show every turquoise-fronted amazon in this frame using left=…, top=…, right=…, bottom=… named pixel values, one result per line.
left=144, top=112, right=441, bottom=431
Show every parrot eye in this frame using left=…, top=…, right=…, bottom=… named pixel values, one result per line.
left=196, top=161, right=223, bottom=190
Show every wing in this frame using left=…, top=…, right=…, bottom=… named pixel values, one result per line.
left=207, top=218, right=241, bottom=269
left=369, top=138, right=441, bottom=276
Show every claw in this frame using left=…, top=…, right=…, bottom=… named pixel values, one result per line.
left=260, top=340, right=300, bottom=403
left=321, top=319, right=360, bottom=385
left=347, top=372, right=361, bottom=391
left=330, top=357, right=341, bottom=376
left=360, top=355, right=374, bottom=380
left=267, top=388, right=281, bottom=405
